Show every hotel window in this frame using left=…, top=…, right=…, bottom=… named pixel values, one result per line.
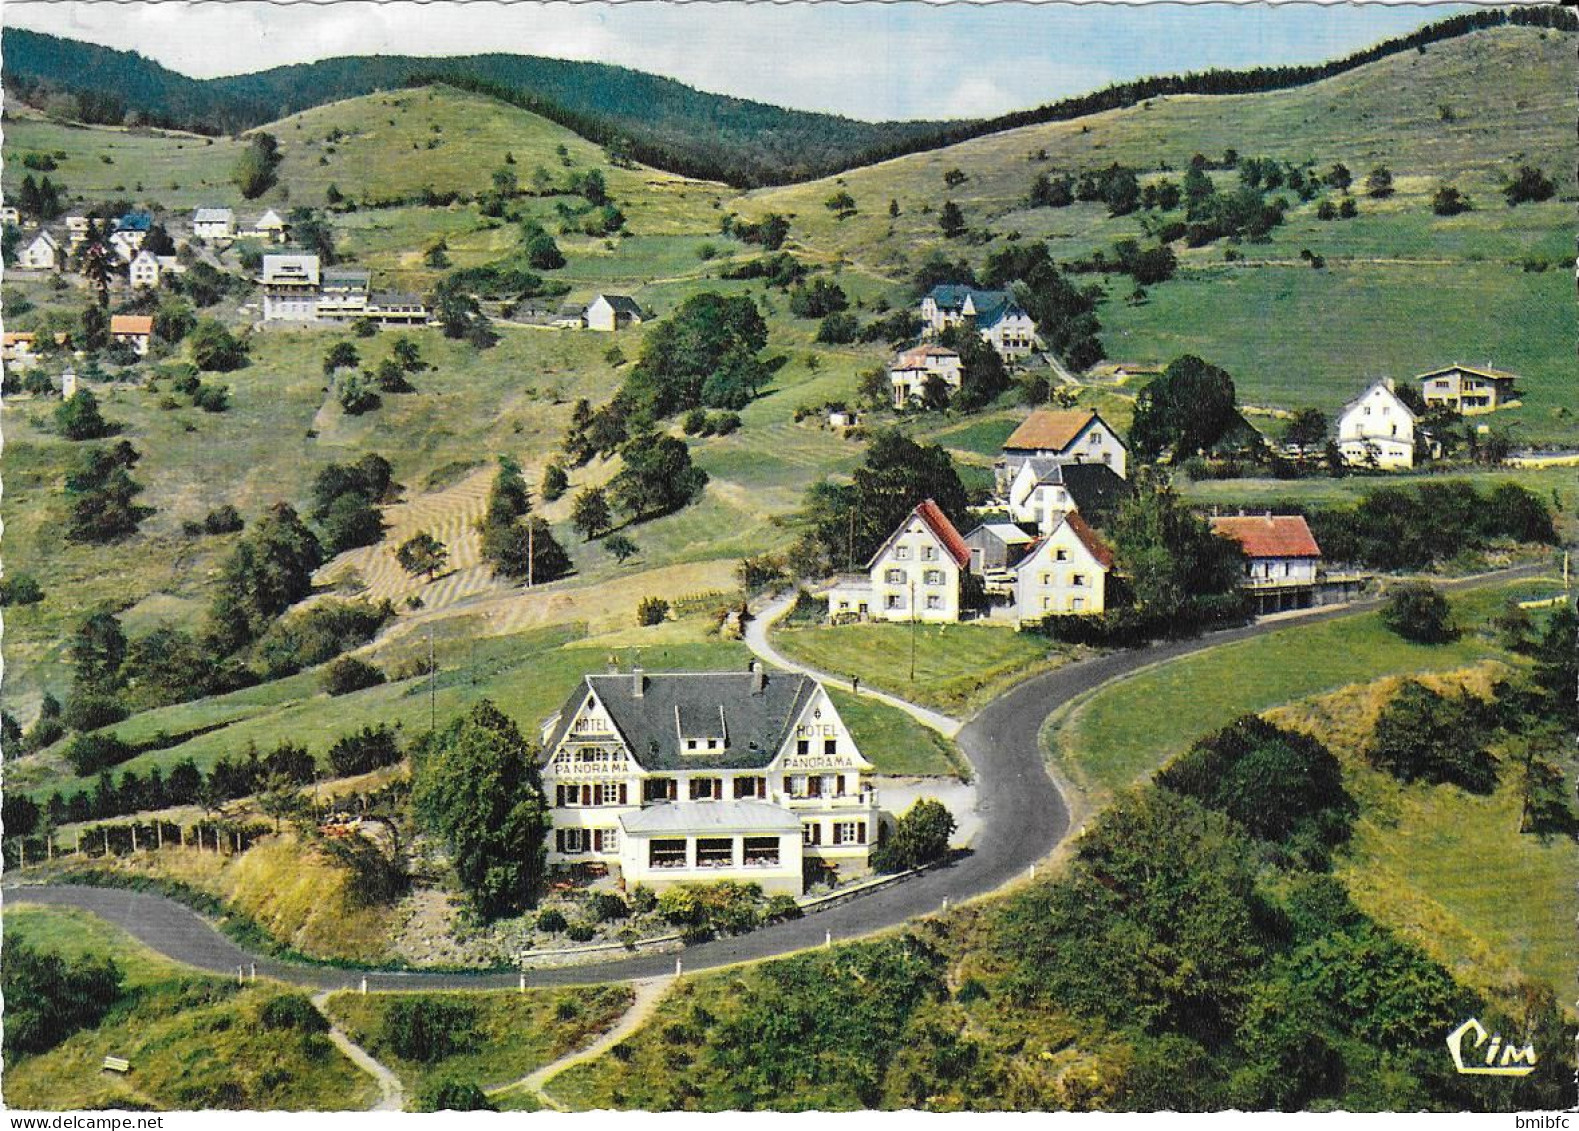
left=886, top=569, right=904, bottom=584
left=593, top=828, right=619, bottom=853
left=824, top=738, right=838, bottom=759
left=689, top=778, right=720, bottom=801
left=696, top=838, right=734, bottom=868
left=734, top=776, right=766, bottom=799
left=807, top=775, right=823, bottom=798
left=894, top=547, right=911, bottom=561
left=650, top=839, right=687, bottom=869
left=643, top=778, right=678, bottom=802
left=926, top=594, right=942, bottom=610
left=803, top=822, right=822, bottom=846
left=886, top=594, right=903, bottom=610
left=556, top=828, right=587, bottom=854
left=832, top=821, right=867, bottom=846
left=797, top=739, right=810, bottom=757
left=1071, top=597, right=1085, bottom=611
left=1055, top=548, right=1069, bottom=562
left=743, top=836, right=780, bottom=867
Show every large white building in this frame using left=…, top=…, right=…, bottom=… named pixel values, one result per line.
left=20, top=230, right=60, bottom=270
left=1010, top=512, right=1116, bottom=624
left=539, top=665, right=881, bottom=894
left=995, top=408, right=1129, bottom=492
left=888, top=344, right=963, bottom=408
left=1209, top=513, right=1322, bottom=614
left=919, top=285, right=1038, bottom=361
left=825, top=499, right=973, bottom=624
left=1337, top=378, right=1417, bottom=469
left=260, top=254, right=323, bottom=320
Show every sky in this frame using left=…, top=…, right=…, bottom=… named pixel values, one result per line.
left=5, top=1, right=1480, bottom=121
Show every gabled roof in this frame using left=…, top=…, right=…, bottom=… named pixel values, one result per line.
left=923, top=284, right=1030, bottom=329
left=1016, top=512, right=1117, bottom=572
left=543, top=669, right=821, bottom=772
left=1003, top=409, right=1122, bottom=454
left=261, top=253, right=321, bottom=285
left=1021, top=460, right=1133, bottom=516
left=254, top=210, right=286, bottom=228
left=1341, top=379, right=1418, bottom=422
left=193, top=207, right=234, bottom=223
left=1416, top=363, right=1518, bottom=384
left=110, top=315, right=153, bottom=336
left=967, top=522, right=1036, bottom=546
left=130, top=248, right=159, bottom=263
left=29, top=229, right=59, bottom=248
left=591, top=294, right=644, bottom=315
left=1209, top=515, right=1321, bottom=560
left=868, top=499, right=971, bottom=570
left=893, top=345, right=960, bottom=369
left=116, top=212, right=153, bottom=232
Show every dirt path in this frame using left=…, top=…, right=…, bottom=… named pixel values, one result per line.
left=489, top=976, right=674, bottom=1111
left=312, top=991, right=405, bottom=1112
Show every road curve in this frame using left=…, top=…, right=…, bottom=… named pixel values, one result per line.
left=6, top=563, right=1550, bottom=990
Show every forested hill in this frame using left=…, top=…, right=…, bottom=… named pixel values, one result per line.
left=5, top=6, right=1573, bottom=188
left=0, top=30, right=952, bottom=188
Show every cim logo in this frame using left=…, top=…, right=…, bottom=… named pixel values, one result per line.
left=1446, top=1017, right=1538, bottom=1077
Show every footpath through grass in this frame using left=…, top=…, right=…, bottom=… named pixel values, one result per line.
left=322, top=986, right=633, bottom=1107
left=2, top=904, right=377, bottom=1111
left=771, top=620, right=1075, bottom=718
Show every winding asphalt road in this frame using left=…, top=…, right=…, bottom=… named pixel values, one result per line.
left=6, top=563, right=1550, bottom=990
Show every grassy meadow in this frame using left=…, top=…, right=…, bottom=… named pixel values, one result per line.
left=2, top=904, right=377, bottom=1111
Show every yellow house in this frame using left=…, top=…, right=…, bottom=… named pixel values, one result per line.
left=1012, top=512, right=1115, bottom=624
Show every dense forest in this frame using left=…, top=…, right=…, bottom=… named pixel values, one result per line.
left=4, top=7, right=1573, bottom=187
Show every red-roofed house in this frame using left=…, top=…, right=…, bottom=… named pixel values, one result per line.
left=1012, top=512, right=1116, bottom=624
left=1209, top=513, right=1322, bottom=613
left=825, top=499, right=972, bottom=623
left=110, top=314, right=154, bottom=357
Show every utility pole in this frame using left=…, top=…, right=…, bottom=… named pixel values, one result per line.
left=428, top=629, right=436, bottom=733
left=847, top=508, right=855, bottom=571
left=528, top=520, right=535, bottom=589
left=909, top=580, right=917, bottom=682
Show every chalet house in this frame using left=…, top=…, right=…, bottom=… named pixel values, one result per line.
left=920, top=285, right=1037, bottom=361
left=1417, top=364, right=1518, bottom=414
left=112, top=212, right=152, bottom=256
left=260, top=254, right=322, bottom=321
left=317, top=268, right=373, bottom=321
left=889, top=345, right=963, bottom=408
left=996, top=408, right=1129, bottom=492
left=582, top=294, right=645, bottom=332
left=538, top=664, right=882, bottom=894
left=3, top=332, right=37, bottom=366
left=110, top=314, right=153, bottom=357
left=1337, top=378, right=1416, bottom=469
left=1209, top=514, right=1321, bottom=614
left=129, top=249, right=162, bottom=289
left=1005, top=459, right=1132, bottom=533
left=19, top=230, right=60, bottom=270
left=253, top=210, right=288, bottom=244
left=963, top=522, right=1036, bottom=573
left=826, top=499, right=972, bottom=624
left=109, top=229, right=143, bottom=263
left=1012, top=512, right=1115, bottom=624
left=192, top=208, right=235, bottom=240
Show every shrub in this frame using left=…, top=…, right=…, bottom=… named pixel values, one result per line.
left=628, top=885, right=657, bottom=914
left=326, top=724, right=402, bottom=777
left=0, top=574, right=45, bottom=606
left=1368, top=680, right=1496, bottom=792
left=202, top=505, right=245, bottom=535
left=260, top=994, right=329, bottom=1032
left=3, top=941, right=123, bottom=1058
left=417, top=1080, right=496, bottom=1112
left=64, top=731, right=135, bottom=775
left=763, top=894, right=803, bottom=923
left=710, top=412, right=741, bottom=436
left=872, top=798, right=954, bottom=873
left=636, top=596, right=669, bottom=626
left=591, top=892, right=629, bottom=922
left=321, top=656, right=386, bottom=696
left=566, top=923, right=597, bottom=943
left=61, top=693, right=128, bottom=734
left=382, top=998, right=479, bottom=1063
left=536, top=908, right=568, bottom=933
left=1380, top=583, right=1456, bottom=644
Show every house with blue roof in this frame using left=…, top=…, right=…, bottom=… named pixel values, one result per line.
left=920, top=284, right=1038, bottom=361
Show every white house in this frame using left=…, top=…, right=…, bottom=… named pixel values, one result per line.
left=539, top=664, right=882, bottom=894
left=1337, top=378, right=1416, bottom=469
left=1005, top=459, right=1132, bottom=533
left=888, top=345, right=962, bottom=408
left=260, top=254, right=322, bottom=321
left=584, top=294, right=645, bottom=332
left=1417, top=364, right=1518, bottom=415
left=253, top=210, right=288, bottom=244
left=128, top=249, right=162, bottom=289
left=920, top=285, right=1038, bottom=361
left=108, top=229, right=143, bottom=263
left=3, top=332, right=37, bottom=366
left=64, top=216, right=91, bottom=248
left=996, top=408, right=1129, bottom=491
left=316, top=268, right=372, bottom=321
left=1011, top=512, right=1116, bottom=624
left=1209, top=514, right=1321, bottom=614
left=825, top=499, right=972, bottom=624
left=19, top=230, right=60, bottom=270
left=192, top=207, right=235, bottom=240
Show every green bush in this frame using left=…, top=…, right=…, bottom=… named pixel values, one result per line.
left=536, top=908, right=568, bottom=933
left=3, top=940, right=124, bottom=1058
left=872, top=798, right=955, bottom=873
left=321, top=656, right=386, bottom=696
left=1379, top=583, right=1456, bottom=644
left=259, top=993, right=329, bottom=1032
left=591, top=892, right=629, bottom=922
left=636, top=596, right=670, bottom=626
left=0, top=574, right=45, bottom=606
left=381, top=997, right=479, bottom=1063
left=416, top=1079, right=495, bottom=1112
left=63, top=731, right=136, bottom=775
left=566, top=923, right=597, bottom=943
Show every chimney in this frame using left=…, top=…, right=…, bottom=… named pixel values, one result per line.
left=748, top=659, right=765, bottom=694
left=632, top=667, right=645, bottom=698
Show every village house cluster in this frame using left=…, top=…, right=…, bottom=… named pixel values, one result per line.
left=259, top=253, right=429, bottom=326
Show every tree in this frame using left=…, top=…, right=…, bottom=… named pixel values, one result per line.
left=1282, top=408, right=1328, bottom=457
left=80, top=303, right=109, bottom=352
left=540, top=463, right=569, bottom=502
left=939, top=201, right=966, bottom=238
left=257, top=771, right=307, bottom=833
left=952, top=330, right=1011, bottom=411
left=1107, top=473, right=1245, bottom=622
left=71, top=610, right=127, bottom=695
left=55, top=388, right=116, bottom=441
left=1502, top=165, right=1556, bottom=206
left=610, top=434, right=708, bottom=522
left=336, top=372, right=381, bottom=415
left=323, top=656, right=385, bottom=696
left=412, top=700, right=550, bottom=918
left=1364, top=166, right=1394, bottom=198
left=480, top=516, right=570, bottom=583
left=602, top=533, right=640, bottom=564
left=1368, top=680, right=1496, bottom=792
left=418, top=1080, right=496, bottom=1113
left=3, top=940, right=123, bottom=1058
left=153, top=298, right=196, bottom=345
left=622, top=293, right=768, bottom=421
left=1326, top=163, right=1352, bottom=190
left=1517, top=747, right=1576, bottom=838
left=323, top=340, right=359, bottom=376
left=1129, top=355, right=1241, bottom=460
left=636, top=596, right=669, bottom=626
left=874, top=798, right=955, bottom=872
left=396, top=532, right=448, bottom=581
left=1379, top=582, right=1456, bottom=643
left=233, top=133, right=282, bottom=199
left=188, top=320, right=248, bottom=372
left=65, top=442, right=151, bottom=544
left=570, top=487, right=613, bottom=541
left=1431, top=184, right=1472, bottom=216
left=208, top=502, right=323, bottom=651
left=392, top=337, right=425, bottom=371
